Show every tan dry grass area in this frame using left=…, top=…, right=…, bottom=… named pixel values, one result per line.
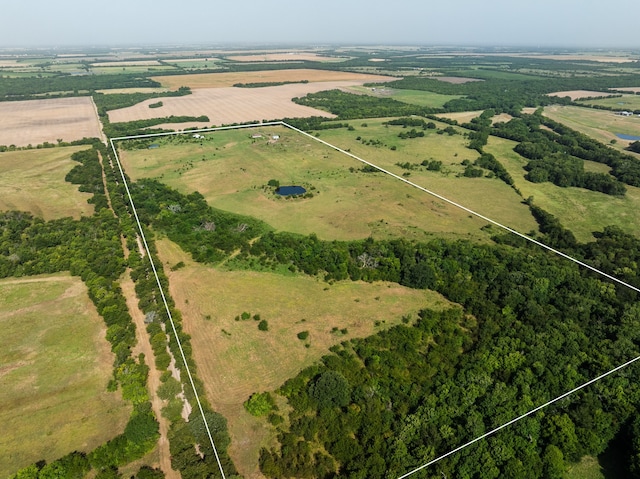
left=438, top=110, right=482, bottom=122
left=435, top=76, right=483, bottom=84
left=0, top=273, right=130, bottom=477
left=157, top=238, right=451, bottom=478
left=548, top=90, right=618, bottom=101
left=0, top=97, right=103, bottom=147
left=0, top=146, right=95, bottom=219
left=492, top=113, right=514, bottom=124
left=151, top=69, right=393, bottom=89
left=226, top=53, right=347, bottom=62
left=109, top=81, right=382, bottom=125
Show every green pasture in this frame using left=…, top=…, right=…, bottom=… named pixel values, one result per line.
left=0, top=273, right=130, bottom=477
left=91, top=65, right=178, bottom=75
left=485, top=136, right=640, bottom=241
left=119, top=124, right=495, bottom=242
left=578, top=94, right=640, bottom=111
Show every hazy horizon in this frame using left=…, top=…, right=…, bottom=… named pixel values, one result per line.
left=3, top=0, right=640, bottom=49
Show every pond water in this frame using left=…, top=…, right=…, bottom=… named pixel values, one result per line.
left=616, top=133, right=640, bottom=141
left=276, top=185, right=307, bottom=196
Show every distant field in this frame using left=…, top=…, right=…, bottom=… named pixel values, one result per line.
left=0, top=97, right=103, bottom=147
left=91, top=65, right=177, bottom=75
left=344, top=85, right=464, bottom=108
left=438, top=110, right=483, bottom=123
left=543, top=105, right=640, bottom=150
left=119, top=124, right=493, bottom=242
left=548, top=90, right=620, bottom=101
left=486, top=136, right=640, bottom=241
left=96, top=87, right=169, bottom=94
left=151, top=69, right=393, bottom=89
left=226, top=53, right=349, bottom=62
left=0, top=146, right=95, bottom=219
left=156, top=238, right=452, bottom=478
left=0, top=273, right=130, bottom=477
left=578, top=94, right=640, bottom=110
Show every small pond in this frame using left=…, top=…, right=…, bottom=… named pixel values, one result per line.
left=275, top=185, right=307, bottom=196
left=616, top=133, right=640, bottom=141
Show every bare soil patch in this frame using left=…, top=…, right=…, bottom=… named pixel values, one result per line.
left=151, top=69, right=393, bottom=90
left=438, top=110, right=482, bottom=123
left=548, top=90, right=618, bottom=101
left=0, top=97, right=103, bottom=147
left=109, top=81, right=386, bottom=125
left=492, top=113, right=514, bottom=124
left=611, top=87, right=640, bottom=93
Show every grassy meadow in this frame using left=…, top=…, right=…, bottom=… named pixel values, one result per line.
left=343, top=85, right=464, bottom=108
left=0, top=273, right=130, bottom=477
left=578, top=94, right=640, bottom=111
left=543, top=105, right=640, bottom=153
left=119, top=124, right=496, bottom=242
left=157, top=238, right=454, bottom=478
left=0, top=146, right=95, bottom=219
left=485, top=136, right=640, bottom=241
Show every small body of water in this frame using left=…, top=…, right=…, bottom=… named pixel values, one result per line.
left=276, top=185, right=306, bottom=196
left=616, top=133, right=640, bottom=141
left=148, top=144, right=159, bottom=149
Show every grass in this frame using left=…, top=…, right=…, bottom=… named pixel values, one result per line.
left=156, top=237, right=454, bottom=478
left=485, top=136, right=640, bottom=241
left=543, top=105, right=640, bottom=153
left=0, top=273, right=130, bottom=477
left=578, top=94, right=640, bottom=111
left=119, top=124, right=499, bottom=242
left=565, top=456, right=605, bottom=479
left=0, top=146, right=95, bottom=219
left=344, top=85, right=464, bottom=108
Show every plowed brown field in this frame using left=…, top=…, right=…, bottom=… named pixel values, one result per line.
left=0, top=97, right=103, bottom=147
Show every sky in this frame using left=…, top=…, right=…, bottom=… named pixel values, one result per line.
left=2, top=0, right=640, bottom=49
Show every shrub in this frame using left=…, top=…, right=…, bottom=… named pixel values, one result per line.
left=244, top=392, right=275, bottom=417
left=258, top=320, right=269, bottom=331
left=297, top=331, right=309, bottom=340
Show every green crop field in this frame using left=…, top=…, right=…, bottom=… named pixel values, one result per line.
left=486, top=136, right=640, bottom=241
left=119, top=124, right=496, bottom=242
left=0, top=273, right=130, bottom=477
left=156, top=237, right=453, bottom=478
left=0, top=146, right=95, bottom=220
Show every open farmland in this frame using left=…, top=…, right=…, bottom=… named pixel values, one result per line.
left=0, top=97, right=103, bottom=147
left=118, top=125, right=492, bottom=242
left=0, top=273, right=130, bottom=477
left=0, top=146, right=95, bottom=219
left=342, top=85, right=464, bottom=108
left=226, top=52, right=349, bottom=62
left=485, top=136, right=640, bottom=241
left=548, top=90, right=620, bottom=101
left=543, top=105, right=640, bottom=151
left=156, top=238, right=452, bottom=478
left=312, top=119, right=539, bottom=236
left=577, top=94, right=640, bottom=111
left=150, top=69, right=393, bottom=89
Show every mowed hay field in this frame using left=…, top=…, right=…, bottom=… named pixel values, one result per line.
left=0, top=97, right=103, bottom=147
left=119, top=125, right=491, bottom=242
left=0, top=146, right=95, bottom=219
left=151, top=69, right=393, bottom=89
left=485, top=136, right=640, bottom=241
left=157, top=238, right=453, bottom=478
left=0, top=273, right=130, bottom=477
left=578, top=94, right=640, bottom=111
left=543, top=105, right=640, bottom=152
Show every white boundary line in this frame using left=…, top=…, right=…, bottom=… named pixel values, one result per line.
left=110, top=120, right=640, bottom=478
left=109, top=138, right=228, bottom=479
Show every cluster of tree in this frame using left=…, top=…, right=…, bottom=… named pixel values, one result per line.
left=103, top=115, right=209, bottom=139
left=92, top=87, right=191, bottom=117
left=493, top=114, right=633, bottom=194
left=384, top=117, right=436, bottom=129
left=233, top=80, right=309, bottom=88
left=65, top=147, right=109, bottom=211
left=629, top=141, right=640, bottom=154
left=474, top=152, right=514, bottom=185
left=248, top=223, right=640, bottom=478
left=281, top=116, right=352, bottom=131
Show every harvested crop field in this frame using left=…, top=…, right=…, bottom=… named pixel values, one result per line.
left=226, top=53, right=348, bottom=62
left=0, top=273, right=130, bottom=477
left=612, top=87, right=640, bottom=93
left=0, top=146, right=95, bottom=219
left=109, top=81, right=383, bottom=125
left=0, top=97, right=103, bottom=147
left=151, top=69, right=393, bottom=89
left=548, top=90, right=619, bottom=101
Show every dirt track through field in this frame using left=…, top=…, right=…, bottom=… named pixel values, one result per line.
left=0, top=97, right=103, bottom=147
left=108, top=81, right=380, bottom=125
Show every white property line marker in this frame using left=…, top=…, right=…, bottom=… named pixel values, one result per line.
left=109, top=138, right=228, bottom=479
left=110, top=121, right=640, bottom=478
